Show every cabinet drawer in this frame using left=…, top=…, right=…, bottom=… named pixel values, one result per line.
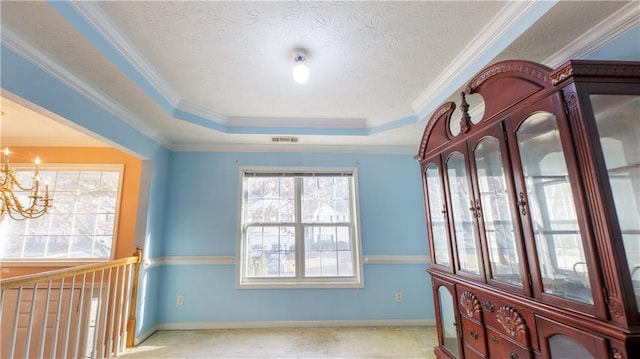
left=464, top=344, right=486, bottom=359
left=478, top=296, right=534, bottom=348
left=487, top=328, right=531, bottom=359
left=461, top=317, right=486, bottom=356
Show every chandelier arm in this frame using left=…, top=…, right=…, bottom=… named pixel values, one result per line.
left=7, top=170, right=38, bottom=192
left=1, top=171, right=9, bottom=187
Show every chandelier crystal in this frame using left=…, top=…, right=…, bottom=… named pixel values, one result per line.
left=1, top=147, right=52, bottom=221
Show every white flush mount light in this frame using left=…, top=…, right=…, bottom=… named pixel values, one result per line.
left=292, top=49, right=309, bottom=84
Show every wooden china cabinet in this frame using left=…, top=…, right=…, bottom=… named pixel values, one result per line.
left=415, top=60, right=640, bottom=359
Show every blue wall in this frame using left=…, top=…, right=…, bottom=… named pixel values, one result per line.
left=159, top=152, right=432, bottom=323
left=1, top=44, right=433, bottom=333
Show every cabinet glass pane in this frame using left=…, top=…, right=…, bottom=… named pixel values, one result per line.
left=426, top=165, right=450, bottom=266
left=447, top=152, right=480, bottom=274
left=592, top=94, right=640, bottom=311
left=548, top=335, right=594, bottom=359
left=474, top=137, right=522, bottom=286
left=517, top=112, right=593, bottom=304
left=438, top=286, right=459, bottom=357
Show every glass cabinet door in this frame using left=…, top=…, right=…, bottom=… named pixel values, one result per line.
left=591, top=94, right=640, bottom=311
left=516, top=112, right=593, bottom=304
left=426, top=164, right=451, bottom=267
left=473, top=136, right=522, bottom=286
left=438, top=286, right=459, bottom=357
left=446, top=151, right=481, bottom=275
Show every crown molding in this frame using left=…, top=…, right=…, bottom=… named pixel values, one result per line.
left=0, top=26, right=172, bottom=148
left=67, top=1, right=555, bottom=137
left=0, top=137, right=108, bottom=148
left=168, top=143, right=416, bottom=154
left=229, top=116, right=368, bottom=129
left=411, top=1, right=556, bottom=118
left=458, top=2, right=639, bottom=125
left=543, top=1, right=640, bottom=68
left=175, top=100, right=229, bottom=125
left=68, top=1, right=181, bottom=108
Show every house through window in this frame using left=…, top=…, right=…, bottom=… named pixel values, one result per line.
left=238, top=168, right=363, bottom=288
left=0, top=164, right=123, bottom=260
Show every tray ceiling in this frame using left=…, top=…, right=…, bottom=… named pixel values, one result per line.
left=0, top=1, right=635, bottom=153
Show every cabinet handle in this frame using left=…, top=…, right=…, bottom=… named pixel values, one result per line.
left=441, top=204, right=447, bottom=215
left=509, top=353, right=519, bottom=359
left=517, top=192, right=527, bottom=215
left=491, top=336, right=499, bottom=344
left=469, top=199, right=481, bottom=218
left=484, top=301, right=495, bottom=312
left=468, top=328, right=478, bottom=339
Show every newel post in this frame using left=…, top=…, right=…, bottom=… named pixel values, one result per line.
left=127, top=246, right=143, bottom=347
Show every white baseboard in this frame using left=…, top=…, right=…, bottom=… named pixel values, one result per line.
left=154, top=319, right=435, bottom=331
left=134, top=324, right=161, bottom=345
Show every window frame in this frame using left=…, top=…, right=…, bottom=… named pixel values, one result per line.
left=0, top=163, right=124, bottom=263
left=236, top=166, right=364, bottom=289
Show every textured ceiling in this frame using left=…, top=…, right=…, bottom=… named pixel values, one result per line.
left=98, top=1, right=503, bottom=125
left=0, top=1, right=636, bottom=153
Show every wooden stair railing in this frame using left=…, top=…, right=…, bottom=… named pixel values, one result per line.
left=1, top=247, right=142, bottom=359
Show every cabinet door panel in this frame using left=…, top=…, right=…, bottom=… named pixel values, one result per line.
left=472, top=134, right=523, bottom=288
left=433, top=279, right=460, bottom=358
left=511, top=110, right=594, bottom=305
left=536, top=315, right=608, bottom=359
left=445, top=150, right=482, bottom=276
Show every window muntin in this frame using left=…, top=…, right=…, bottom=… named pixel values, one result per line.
left=0, top=165, right=123, bottom=260
left=239, top=168, right=362, bottom=288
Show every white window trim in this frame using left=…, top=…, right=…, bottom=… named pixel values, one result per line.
left=0, top=163, right=124, bottom=262
left=236, top=166, right=364, bottom=289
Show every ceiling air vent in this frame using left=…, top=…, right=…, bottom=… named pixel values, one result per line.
left=271, top=136, right=299, bottom=143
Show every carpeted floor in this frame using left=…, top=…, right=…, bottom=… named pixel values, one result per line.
left=117, top=326, right=438, bottom=358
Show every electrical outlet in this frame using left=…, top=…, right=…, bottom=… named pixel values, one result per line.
left=395, top=291, right=403, bottom=303
left=176, top=294, right=184, bottom=306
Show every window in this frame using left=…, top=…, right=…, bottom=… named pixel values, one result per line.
left=0, top=165, right=123, bottom=260
left=238, top=168, right=363, bottom=288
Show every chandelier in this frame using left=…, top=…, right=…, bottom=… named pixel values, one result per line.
left=1, top=147, right=52, bottom=221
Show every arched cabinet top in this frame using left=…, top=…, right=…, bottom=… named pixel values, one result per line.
left=414, top=59, right=640, bottom=162
left=415, top=60, right=555, bottom=161
left=465, top=60, right=554, bottom=124
left=414, top=101, right=456, bottom=162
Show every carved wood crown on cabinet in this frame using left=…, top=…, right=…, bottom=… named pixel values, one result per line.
left=416, top=60, right=640, bottom=359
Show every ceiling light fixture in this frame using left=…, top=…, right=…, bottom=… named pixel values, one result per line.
left=292, top=49, right=309, bottom=84
left=1, top=147, right=53, bottom=221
